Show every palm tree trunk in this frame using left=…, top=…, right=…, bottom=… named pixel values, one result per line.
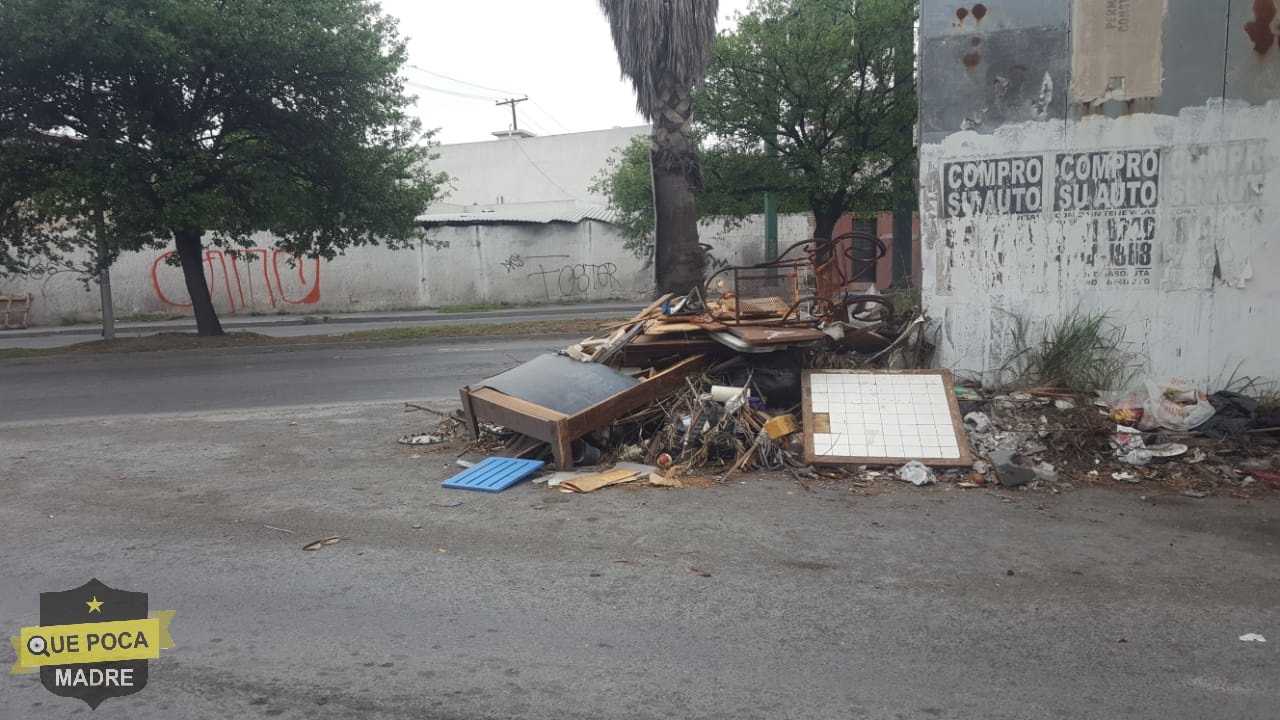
left=173, top=229, right=225, bottom=337
left=649, top=77, right=705, bottom=297
left=650, top=149, right=703, bottom=296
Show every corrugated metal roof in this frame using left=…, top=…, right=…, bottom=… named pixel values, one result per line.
left=416, top=203, right=616, bottom=226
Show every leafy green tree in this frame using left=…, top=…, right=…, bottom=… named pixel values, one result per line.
left=699, top=0, right=917, bottom=244
left=0, top=0, right=445, bottom=335
left=591, top=134, right=806, bottom=254
left=596, top=0, right=719, bottom=296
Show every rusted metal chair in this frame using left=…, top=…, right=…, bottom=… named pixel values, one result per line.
left=703, top=232, right=888, bottom=325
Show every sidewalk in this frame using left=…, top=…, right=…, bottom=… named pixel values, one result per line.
left=0, top=301, right=646, bottom=349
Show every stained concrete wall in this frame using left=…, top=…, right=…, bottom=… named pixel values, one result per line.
left=920, top=0, right=1280, bottom=385
left=0, top=214, right=815, bottom=325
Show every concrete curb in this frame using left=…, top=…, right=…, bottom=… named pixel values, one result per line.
left=0, top=303, right=646, bottom=339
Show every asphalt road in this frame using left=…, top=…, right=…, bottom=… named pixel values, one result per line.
left=0, top=402, right=1276, bottom=720
left=0, top=336, right=572, bottom=422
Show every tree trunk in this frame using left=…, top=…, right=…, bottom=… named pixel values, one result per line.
left=94, top=208, right=115, bottom=340
left=649, top=76, right=705, bottom=298
left=811, top=209, right=843, bottom=267
left=651, top=153, right=703, bottom=296
left=812, top=212, right=840, bottom=242
left=173, top=229, right=224, bottom=336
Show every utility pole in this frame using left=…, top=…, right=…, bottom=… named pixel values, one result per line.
left=495, top=96, right=529, bottom=131
left=763, top=142, right=778, bottom=279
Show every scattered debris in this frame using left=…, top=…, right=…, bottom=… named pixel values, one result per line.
left=1120, top=449, right=1154, bottom=466
left=303, top=536, right=342, bottom=551
left=1181, top=489, right=1210, bottom=499
left=896, top=461, right=937, bottom=486
left=1239, top=633, right=1267, bottom=643
left=403, top=402, right=457, bottom=419
left=390, top=237, right=1280, bottom=500
left=685, top=566, right=712, bottom=577
left=763, top=413, right=800, bottom=440
left=398, top=434, right=444, bottom=446
left=560, top=469, right=644, bottom=493
left=990, top=450, right=1037, bottom=487
left=1145, top=443, right=1188, bottom=458
left=964, top=412, right=993, bottom=433
left=1033, top=462, right=1058, bottom=483
left=263, top=525, right=296, bottom=534
left=649, top=473, right=684, bottom=488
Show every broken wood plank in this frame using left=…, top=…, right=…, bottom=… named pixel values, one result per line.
left=645, top=322, right=706, bottom=335
left=464, top=387, right=564, bottom=444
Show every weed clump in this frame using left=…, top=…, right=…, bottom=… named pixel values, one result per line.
left=998, top=311, right=1144, bottom=394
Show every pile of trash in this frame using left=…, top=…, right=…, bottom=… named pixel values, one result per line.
left=404, top=237, right=970, bottom=492
left=399, top=237, right=1280, bottom=498
left=956, top=378, right=1280, bottom=497
left=441, top=292, right=933, bottom=480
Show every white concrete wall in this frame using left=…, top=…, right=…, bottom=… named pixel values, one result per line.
left=1, top=214, right=815, bottom=325
left=429, top=126, right=648, bottom=208
left=921, top=101, right=1280, bottom=385
left=421, top=221, right=652, bottom=305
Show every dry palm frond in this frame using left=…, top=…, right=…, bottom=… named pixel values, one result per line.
left=596, top=0, right=719, bottom=120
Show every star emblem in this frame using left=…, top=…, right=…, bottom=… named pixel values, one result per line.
left=86, top=596, right=104, bottom=613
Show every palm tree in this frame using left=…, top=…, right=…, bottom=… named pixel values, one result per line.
left=597, top=0, right=718, bottom=296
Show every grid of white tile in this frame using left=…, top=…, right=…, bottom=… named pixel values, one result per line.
left=808, top=372, right=963, bottom=460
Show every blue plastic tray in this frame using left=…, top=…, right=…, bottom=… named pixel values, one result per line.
left=441, top=457, right=545, bottom=493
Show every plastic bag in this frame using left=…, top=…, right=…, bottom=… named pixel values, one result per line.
left=1100, top=388, right=1146, bottom=425
left=1138, top=376, right=1216, bottom=431
left=896, top=461, right=936, bottom=486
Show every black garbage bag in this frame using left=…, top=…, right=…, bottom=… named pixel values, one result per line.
left=729, top=352, right=804, bottom=409
left=1197, top=391, right=1259, bottom=437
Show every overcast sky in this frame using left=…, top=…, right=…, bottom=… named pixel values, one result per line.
left=377, top=0, right=754, bottom=145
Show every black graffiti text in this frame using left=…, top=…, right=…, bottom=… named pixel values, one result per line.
left=528, top=263, right=622, bottom=298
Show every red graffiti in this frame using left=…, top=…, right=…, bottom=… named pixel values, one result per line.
left=151, top=248, right=321, bottom=313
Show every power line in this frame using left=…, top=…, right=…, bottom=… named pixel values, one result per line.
left=406, top=65, right=523, bottom=97
left=511, top=139, right=576, bottom=200
left=529, top=100, right=572, bottom=134
left=404, top=80, right=503, bottom=102
left=515, top=109, right=551, bottom=136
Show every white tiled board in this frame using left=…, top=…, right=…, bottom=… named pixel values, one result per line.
left=803, top=370, right=971, bottom=466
